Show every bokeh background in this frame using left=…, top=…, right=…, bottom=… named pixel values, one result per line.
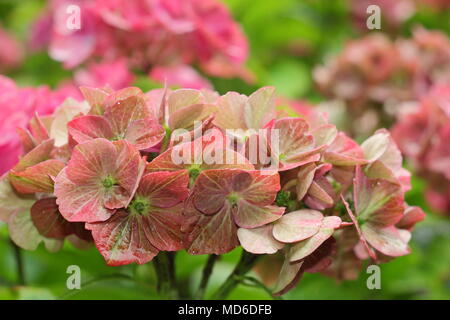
left=0, top=0, right=449, bottom=299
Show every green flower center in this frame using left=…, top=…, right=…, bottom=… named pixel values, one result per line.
left=102, top=175, right=117, bottom=189
left=188, top=164, right=202, bottom=187
left=275, top=190, right=298, bottom=211
left=227, top=192, right=239, bottom=206
left=275, top=190, right=291, bottom=207
left=111, top=134, right=125, bottom=141
left=129, top=197, right=150, bottom=216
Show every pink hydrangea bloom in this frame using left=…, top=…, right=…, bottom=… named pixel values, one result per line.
left=31, top=0, right=249, bottom=88
left=392, top=85, right=450, bottom=215
left=0, top=85, right=424, bottom=296
left=0, top=76, right=80, bottom=175
left=314, top=28, right=450, bottom=134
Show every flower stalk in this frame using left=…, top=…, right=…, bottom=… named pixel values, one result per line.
left=211, top=250, right=260, bottom=300
left=153, top=252, right=178, bottom=299
left=196, top=254, right=218, bottom=299
left=10, top=240, right=25, bottom=286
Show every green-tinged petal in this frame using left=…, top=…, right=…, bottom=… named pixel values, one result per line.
left=238, top=225, right=284, bottom=254
left=8, top=210, right=62, bottom=252
left=272, top=209, right=323, bottom=243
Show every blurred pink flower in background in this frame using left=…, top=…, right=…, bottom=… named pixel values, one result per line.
left=74, top=59, right=134, bottom=90
left=0, top=76, right=80, bottom=175
left=31, top=0, right=249, bottom=88
left=392, top=85, right=450, bottom=215
left=0, top=26, right=23, bottom=72
left=315, top=29, right=450, bottom=108
left=149, top=65, right=212, bottom=89
left=314, top=28, right=450, bottom=134
left=350, top=0, right=416, bottom=32
left=350, top=0, right=450, bottom=33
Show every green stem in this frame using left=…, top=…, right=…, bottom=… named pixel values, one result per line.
left=159, top=126, right=172, bottom=153
left=196, top=254, right=218, bottom=299
left=153, top=252, right=178, bottom=299
left=238, top=276, right=282, bottom=300
left=10, top=240, right=25, bottom=285
left=211, top=251, right=260, bottom=300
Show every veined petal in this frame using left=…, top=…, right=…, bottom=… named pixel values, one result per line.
left=361, top=223, right=411, bottom=257
left=238, top=225, right=284, bottom=254
left=124, top=117, right=165, bottom=150
left=168, top=89, right=203, bottom=115
left=244, top=86, right=276, bottom=129
left=65, top=138, right=117, bottom=184
left=30, top=198, right=74, bottom=239
left=289, top=216, right=341, bottom=262
left=136, top=171, right=189, bottom=208
left=9, top=159, right=65, bottom=194
left=141, top=203, right=186, bottom=251
left=354, top=166, right=404, bottom=225
left=104, top=95, right=150, bottom=135
left=168, top=103, right=217, bottom=131
left=185, top=203, right=239, bottom=255
left=13, top=139, right=54, bottom=172
left=234, top=202, right=284, bottom=228
left=324, top=133, right=367, bottom=166
left=0, top=176, right=34, bottom=222
left=68, top=115, right=114, bottom=144
left=8, top=209, right=63, bottom=252
left=272, top=209, right=323, bottom=243
left=54, top=168, right=115, bottom=223
left=86, top=210, right=159, bottom=266
left=273, top=256, right=303, bottom=296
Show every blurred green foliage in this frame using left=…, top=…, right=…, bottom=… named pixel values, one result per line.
left=0, top=0, right=449, bottom=300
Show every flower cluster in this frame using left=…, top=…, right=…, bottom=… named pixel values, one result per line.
left=0, top=85, right=424, bottom=295
left=0, top=75, right=82, bottom=175
left=350, top=0, right=450, bottom=33
left=392, top=85, right=450, bottom=215
left=350, top=0, right=416, bottom=32
left=314, top=28, right=450, bottom=134
left=31, top=0, right=249, bottom=89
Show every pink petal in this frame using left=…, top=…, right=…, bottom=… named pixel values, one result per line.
left=354, top=166, right=404, bottom=226
left=124, top=117, right=165, bottom=150
left=136, top=171, right=189, bottom=208
left=55, top=168, right=115, bottom=223
left=185, top=203, right=239, bottom=255
left=30, top=197, right=74, bottom=239
left=168, top=103, right=217, bottom=131
left=237, top=225, right=284, bottom=254
left=272, top=209, right=324, bottom=243
left=9, top=159, right=65, bottom=194
left=273, top=257, right=303, bottom=296
left=324, top=133, right=367, bottom=166
left=361, top=224, right=411, bottom=257
left=104, top=95, right=150, bottom=135
left=13, top=139, right=54, bottom=172
left=396, top=206, right=426, bottom=230
left=80, top=86, right=111, bottom=114
left=234, top=202, right=284, bottom=228
left=244, top=87, right=276, bottom=129
left=68, top=115, right=114, bottom=144
left=65, top=138, right=117, bottom=184
left=141, top=203, right=186, bottom=251
left=289, top=216, right=341, bottom=262
left=86, top=210, right=159, bottom=266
